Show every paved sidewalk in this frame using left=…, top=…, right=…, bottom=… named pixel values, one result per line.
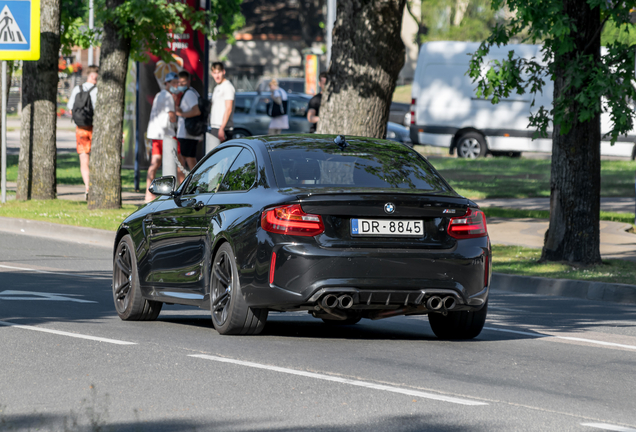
left=477, top=197, right=636, bottom=214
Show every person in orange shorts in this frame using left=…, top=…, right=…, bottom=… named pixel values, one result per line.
left=145, top=72, right=186, bottom=202
left=68, top=65, right=99, bottom=200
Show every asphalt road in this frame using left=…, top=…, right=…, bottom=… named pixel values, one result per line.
left=1, top=233, right=636, bottom=432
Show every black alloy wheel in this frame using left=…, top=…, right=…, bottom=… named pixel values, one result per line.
left=456, top=132, right=487, bottom=159
left=113, top=235, right=162, bottom=321
left=428, top=300, right=488, bottom=340
left=210, top=243, right=268, bottom=335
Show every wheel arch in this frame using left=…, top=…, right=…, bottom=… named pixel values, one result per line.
left=113, top=227, right=131, bottom=258
left=450, top=128, right=488, bottom=155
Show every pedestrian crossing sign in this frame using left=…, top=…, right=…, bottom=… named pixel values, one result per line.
left=0, top=0, right=39, bottom=60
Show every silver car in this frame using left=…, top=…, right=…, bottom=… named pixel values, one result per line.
left=231, top=92, right=312, bottom=138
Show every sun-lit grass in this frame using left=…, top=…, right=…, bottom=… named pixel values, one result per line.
left=392, top=84, right=412, bottom=103
left=427, top=157, right=636, bottom=199
left=492, top=244, right=636, bottom=285
left=6, top=153, right=153, bottom=192
left=0, top=199, right=137, bottom=231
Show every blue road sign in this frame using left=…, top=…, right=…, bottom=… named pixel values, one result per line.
left=0, top=0, right=39, bottom=60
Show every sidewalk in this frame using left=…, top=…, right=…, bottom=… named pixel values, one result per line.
left=478, top=197, right=636, bottom=214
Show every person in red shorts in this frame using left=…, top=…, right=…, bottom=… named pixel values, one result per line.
left=145, top=72, right=186, bottom=202
left=67, top=65, right=99, bottom=200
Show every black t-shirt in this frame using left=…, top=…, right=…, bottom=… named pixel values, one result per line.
left=308, top=93, right=322, bottom=133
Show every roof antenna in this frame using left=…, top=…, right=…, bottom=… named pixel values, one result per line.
left=334, top=135, right=349, bottom=149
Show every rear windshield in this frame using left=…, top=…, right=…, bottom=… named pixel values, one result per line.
left=268, top=139, right=454, bottom=194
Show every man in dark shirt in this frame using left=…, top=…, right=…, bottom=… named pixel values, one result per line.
left=307, top=72, right=328, bottom=133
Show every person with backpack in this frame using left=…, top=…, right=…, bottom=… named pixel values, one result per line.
left=175, top=70, right=203, bottom=171
left=208, top=62, right=235, bottom=149
left=267, top=79, right=289, bottom=135
left=67, top=65, right=99, bottom=200
left=145, top=72, right=185, bottom=202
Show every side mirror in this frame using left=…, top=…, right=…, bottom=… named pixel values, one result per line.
left=149, top=176, right=176, bottom=196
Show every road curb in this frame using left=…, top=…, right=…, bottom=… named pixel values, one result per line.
left=0, top=217, right=114, bottom=249
left=492, top=273, right=636, bottom=304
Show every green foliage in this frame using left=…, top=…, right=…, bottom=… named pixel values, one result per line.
left=407, top=0, right=498, bottom=44
left=468, top=0, right=636, bottom=143
left=62, top=0, right=244, bottom=63
left=61, top=0, right=99, bottom=54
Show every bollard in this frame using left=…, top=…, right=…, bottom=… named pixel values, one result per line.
left=162, top=136, right=178, bottom=178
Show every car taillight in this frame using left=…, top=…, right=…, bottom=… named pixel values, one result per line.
left=261, top=204, right=325, bottom=237
left=410, top=98, right=416, bottom=125
left=447, top=208, right=487, bottom=239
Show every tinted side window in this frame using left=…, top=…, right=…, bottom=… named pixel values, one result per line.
left=234, top=96, right=253, bottom=114
left=255, top=98, right=269, bottom=115
left=219, top=149, right=257, bottom=192
left=289, top=98, right=307, bottom=117
left=184, top=147, right=242, bottom=195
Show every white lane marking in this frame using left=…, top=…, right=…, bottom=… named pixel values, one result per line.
left=189, top=354, right=487, bottom=406
left=0, top=320, right=136, bottom=345
left=484, top=327, right=636, bottom=351
left=581, top=423, right=636, bottom=431
left=0, top=264, right=108, bottom=280
left=0, top=290, right=97, bottom=303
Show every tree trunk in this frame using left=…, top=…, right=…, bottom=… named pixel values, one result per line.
left=541, top=0, right=601, bottom=266
left=317, top=0, right=406, bottom=138
left=16, top=0, right=60, bottom=201
left=87, top=0, right=130, bottom=210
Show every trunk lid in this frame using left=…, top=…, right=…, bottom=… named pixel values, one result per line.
left=298, top=193, right=470, bottom=249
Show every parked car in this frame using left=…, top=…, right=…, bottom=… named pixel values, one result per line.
left=256, top=78, right=306, bottom=94
left=387, top=121, right=413, bottom=147
left=233, top=92, right=413, bottom=147
left=389, top=102, right=411, bottom=126
left=410, top=41, right=636, bottom=158
left=113, top=135, right=490, bottom=339
left=232, top=92, right=312, bottom=138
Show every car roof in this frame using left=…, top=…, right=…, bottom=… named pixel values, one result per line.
left=238, top=134, right=400, bottom=150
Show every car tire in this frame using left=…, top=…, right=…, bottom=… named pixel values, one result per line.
left=428, top=301, right=488, bottom=340
left=231, top=129, right=251, bottom=139
left=456, top=132, right=487, bottom=159
left=210, top=243, right=268, bottom=335
left=631, top=144, right=636, bottom=161
left=113, top=234, right=162, bottom=321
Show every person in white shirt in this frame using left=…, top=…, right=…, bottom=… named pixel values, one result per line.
left=67, top=65, right=99, bottom=200
left=268, top=79, right=289, bottom=135
left=175, top=70, right=202, bottom=170
left=145, top=72, right=186, bottom=202
left=209, top=62, right=235, bottom=149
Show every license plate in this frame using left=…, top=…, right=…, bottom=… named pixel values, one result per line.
left=351, top=219, right=424, bottom=237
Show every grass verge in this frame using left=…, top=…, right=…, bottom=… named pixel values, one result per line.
left=428, top=157, right=636, bottom=199
left=0, top=199, right=137, bottom=231
left=6, top=153, right=154, bottom=192
left=492, top=244, right=636, bottom=285
left=392, top=84, right=412, bottom=103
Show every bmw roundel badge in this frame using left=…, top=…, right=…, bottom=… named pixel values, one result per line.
left=384, top=202, right=395, bottom=214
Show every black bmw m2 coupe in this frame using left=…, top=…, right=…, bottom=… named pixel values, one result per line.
left=113, top=135, right=491, bottom=339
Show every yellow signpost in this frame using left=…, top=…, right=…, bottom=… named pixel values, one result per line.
left=0, top=0, right=39, bottom=202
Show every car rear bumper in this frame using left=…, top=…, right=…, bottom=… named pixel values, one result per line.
left=241, top=239, right=490, bottom=310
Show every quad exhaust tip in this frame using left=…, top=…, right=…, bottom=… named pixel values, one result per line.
left=427, top=295, right=457, bottom=311
left=321, top=294, right=354, bottom=309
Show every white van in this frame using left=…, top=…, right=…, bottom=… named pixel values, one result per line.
left=409, top=41, right=636, bottom=159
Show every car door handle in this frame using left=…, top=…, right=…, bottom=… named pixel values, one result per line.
left=194, top=201, right=205, bottom=211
